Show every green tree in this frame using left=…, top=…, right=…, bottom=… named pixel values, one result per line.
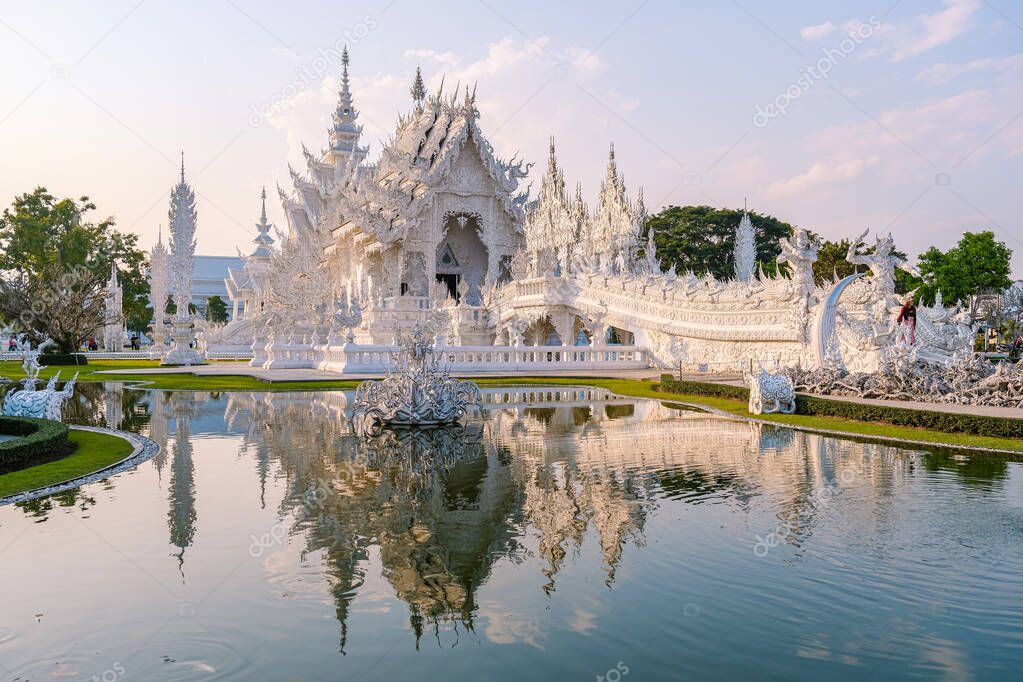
left=164, top=297, right=196, bottom=317
left=643, top=205, right=795, bottom=279
left=916, top=231, right=1012, bottom=317
left=812, top=239, right=856, bottom=285
left=0, top=187, right=150, bottom=348
left=810, top=236, right=917, bottom=293
left=206, top=296, right=228, bottom=324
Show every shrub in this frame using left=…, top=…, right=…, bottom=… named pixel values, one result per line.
left=0, top=416, right=72, bottom=471
left=659, top=375, right=749, bottom=401
left=657, top=375, right=1023, bottom=439
left=39, top=353, right=88, bottom=366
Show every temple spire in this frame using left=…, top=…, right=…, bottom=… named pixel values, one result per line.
left=410, top=66, right=426, bottom=108
left=327, top=46, right=367, bottom=167
left=251, top=187, right=275, bottom=255
left=733, top=203, right=756, bottom=282
left=180, top=151, right=185, bottom=184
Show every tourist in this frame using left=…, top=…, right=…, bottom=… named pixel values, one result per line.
left=7, top=337, right=15, bottom=351
left=1012, top=334, right=1023, bottom=357
left=130, top=334, right=140, bottom=351
left=896, top=295, right=917, bottom=345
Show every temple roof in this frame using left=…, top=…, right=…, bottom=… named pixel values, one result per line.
left=278, top=53, right=531, bottom=251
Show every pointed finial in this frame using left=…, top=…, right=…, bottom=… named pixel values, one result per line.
left=180, top=151, right=185, bottom=183
left=260, top=186, right=268, bottom=222
left=744, top=196, right=747, bottom=213
left=410, top=65, right=426, bottom=105
left=342, top=44, right=349, bottom=76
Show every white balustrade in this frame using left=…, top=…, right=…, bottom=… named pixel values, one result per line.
left=315, top=343, right=646, bottom=374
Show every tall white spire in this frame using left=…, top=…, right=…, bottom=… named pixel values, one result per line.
left=593, top=144, right=637, bottom=273
left=733, top=202, right=757, bottom=282
left=327, top=46, right=368, bottom=171
left=524, top=138, right=575, bottom=275
left=168, top=156, right=197, bottom=321
left=149, top=225, right=169, bottom=345
left=410, top=65, right=426, bottom=109
left=250, top=187, right=275, bottom=258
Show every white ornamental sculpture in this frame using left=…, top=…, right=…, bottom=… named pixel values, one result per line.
left=744, top=364, right=796, bottom=415
left=733, top=209, right=756, bottom=282
left=103, top=264, right=124, bottom=352
left=333, top=297, right=362, bottom=343
left=2, top=336, right=78, bottom=421
left=351, top=323, right=482, bottom=431
left=163, top=155, right=206, bottom=366
left=148, top=226, right=169, bottom=352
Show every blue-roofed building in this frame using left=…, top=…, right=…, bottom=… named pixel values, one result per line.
left=190, top=255, right=243, bottom=319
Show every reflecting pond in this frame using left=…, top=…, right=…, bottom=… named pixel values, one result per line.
left=1, top=384, right=1021, bottom=681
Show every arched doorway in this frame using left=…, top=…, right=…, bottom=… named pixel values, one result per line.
left=437, top=213, right=488, bottom=304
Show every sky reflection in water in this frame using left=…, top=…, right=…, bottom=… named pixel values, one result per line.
left=0, top=383, right=1021, bottom=681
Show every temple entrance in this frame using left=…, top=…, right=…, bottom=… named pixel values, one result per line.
left=436, top=273, right=460, bottom=301
left=436, top=213, right=488, bottom=305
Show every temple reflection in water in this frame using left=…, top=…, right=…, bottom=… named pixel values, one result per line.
left=132, top=385, right=920, bottom=651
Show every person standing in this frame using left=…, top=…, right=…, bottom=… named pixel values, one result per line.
left=897, top=295, right=917, bottom=345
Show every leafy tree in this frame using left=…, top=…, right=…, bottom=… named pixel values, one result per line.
left=812, top=239, right=856, bottom=285
left=0, top=187, right=150, bottom=348
left=643, top=205, right=794, bottom=279
left=809, top=236, right=917, bottom=293
left=206, top=296, right=228, bottom=324
left=916, top=231, right=1012, bottom=318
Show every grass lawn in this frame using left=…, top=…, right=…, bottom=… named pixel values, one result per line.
left=2, top=361, right=1021, bottom=454
left=0, top=429, right=135, bottom=499
left=0, top=360, right=361, bottom=391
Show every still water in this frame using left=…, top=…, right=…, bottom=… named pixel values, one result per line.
left=1, top=383, right=1021, bottom=681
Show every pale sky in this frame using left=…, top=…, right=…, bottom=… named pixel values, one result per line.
left=1, top=0, right=1021, bottom=274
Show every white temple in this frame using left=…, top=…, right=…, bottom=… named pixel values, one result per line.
left=195, top=50, right=972, bottom=374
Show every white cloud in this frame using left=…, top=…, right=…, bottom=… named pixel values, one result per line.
left=403, top=48, right=461, bottom=68
left=916, top=54, right=1023, bottom=84
left=801, top=21, right=836, bottom=41
left=766, top=156, right=880, bottom=197
left=882, top=0, right=981, bottom=61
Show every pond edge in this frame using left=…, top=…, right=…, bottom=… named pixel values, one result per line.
left=0, top=426, right=160, bottom=506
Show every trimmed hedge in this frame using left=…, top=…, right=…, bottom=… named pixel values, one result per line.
left=658, top=375, right=749, bottom=401
left=39, top=353, right=88, bottom=366
left=658, top=374, right=1023, bottom=440
left=0, top=416, right=72, bottom=470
